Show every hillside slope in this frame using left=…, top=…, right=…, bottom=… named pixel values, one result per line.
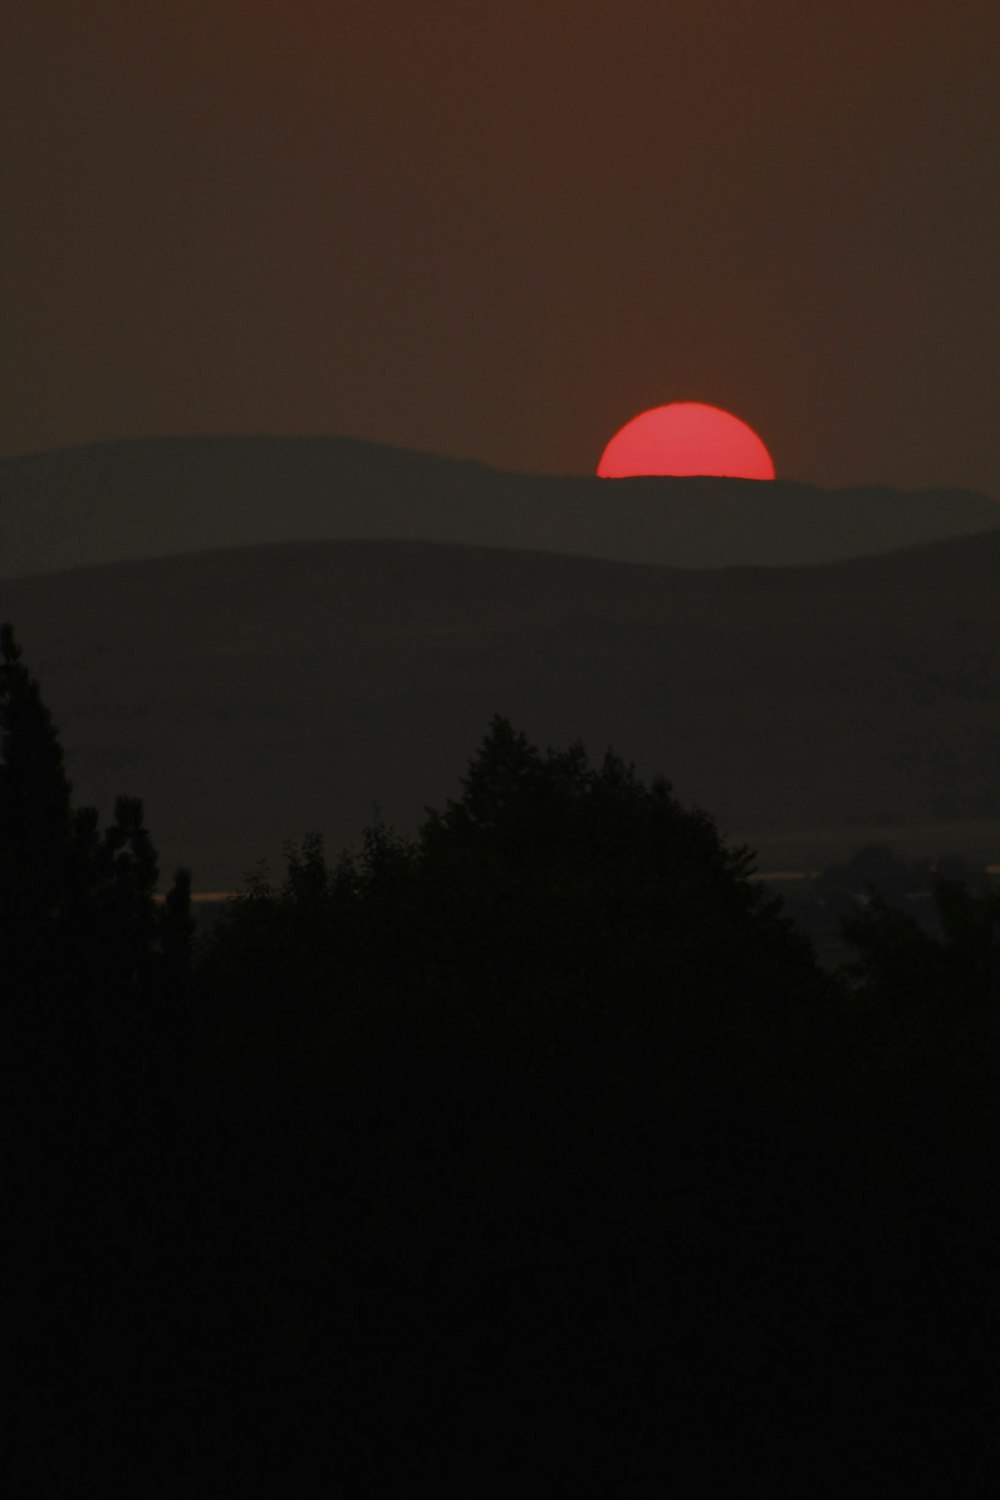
left=4, top=532, right=1000, bottom=886
left=1, top=434, right=997, bottom=578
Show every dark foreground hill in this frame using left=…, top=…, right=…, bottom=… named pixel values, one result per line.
left=5, top=531, right=1000, bottom=887
left=1, top=433, right=997, bottom=578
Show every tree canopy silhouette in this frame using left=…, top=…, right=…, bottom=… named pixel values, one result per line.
left=8, top=640, right=1000, bottom=1492
left=2, top=624, right=198, bottom=1492
left=203, top=714, right=821, bottom=1062
left=1, top=621, right=192, bottom=1007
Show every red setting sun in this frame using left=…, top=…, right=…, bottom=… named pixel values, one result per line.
left=597, top=403, right=775, bottom=480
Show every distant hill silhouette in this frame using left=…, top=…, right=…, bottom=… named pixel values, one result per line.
left=5, top=531, right=1000, bottom=886
left=1, top=434, right=997, bottom=578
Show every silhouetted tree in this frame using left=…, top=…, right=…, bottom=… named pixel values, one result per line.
left=1, top=622, right=193, bottom=1008
left=1, top=624, right=199, bottom=1492
left=193, top=716, right=843, bottom=1488
left=202, top=714, right=821, bottom=1065
left=0, top=621, right=74, bottom=989
left=844, top=870, right=1000, bottom=1010
left=412, top=716, right=817, bottom=1018
left=836, top=869, right=1000, bottom=1487
left=16, top=661, right=1000, bottom=1491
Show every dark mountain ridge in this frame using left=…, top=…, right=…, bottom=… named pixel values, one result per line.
left=1, top=434, right=996, bottom=578
left=5, top=530, right=1000, bottom=887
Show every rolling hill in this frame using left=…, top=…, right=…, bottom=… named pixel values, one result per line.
left=1, top=434, right=997, bottom=578
left=4, top=530, right=1000, bottom=888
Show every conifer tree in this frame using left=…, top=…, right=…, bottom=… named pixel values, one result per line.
left=0, top=622, right=75, bottom=988
left=1, top=622, right=192, bottom=1004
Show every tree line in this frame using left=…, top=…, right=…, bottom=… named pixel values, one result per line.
left=3, top=621, right=1000, bottom=1493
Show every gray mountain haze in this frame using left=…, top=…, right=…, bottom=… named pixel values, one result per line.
left=5, top=529, right=1000, bottom=889
left=2, top=435, right=997, bottom=578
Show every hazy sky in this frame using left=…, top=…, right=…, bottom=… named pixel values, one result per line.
left=3, top=1, right=998, bottom=494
